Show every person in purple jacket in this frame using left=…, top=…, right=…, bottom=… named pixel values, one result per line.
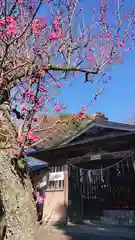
left=36, top=189, right=46, bottom=224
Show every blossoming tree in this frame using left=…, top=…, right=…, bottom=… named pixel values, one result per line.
left=0, top=0, right=135, bottom=239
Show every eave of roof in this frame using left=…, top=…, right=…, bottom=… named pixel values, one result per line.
left=26, top=120, right=135, bottom=158
left=26, top=156, right=48, bottom=171
left=26, top=131, right=135, bottom=161
left=57, top=119, right=135, bottom=147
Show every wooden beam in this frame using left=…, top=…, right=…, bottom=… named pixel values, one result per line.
left=66, top=139, right=129, bottom=154
left=68, top=150, right=132, bottom=164
left=64, top=164, right=68, bottom=225
left=62, top=131, right=135, bottom=150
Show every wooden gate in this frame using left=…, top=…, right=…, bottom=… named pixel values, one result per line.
left=68, top=152, right=135, bottom=222
left=68, top=166, right=83, bottom=223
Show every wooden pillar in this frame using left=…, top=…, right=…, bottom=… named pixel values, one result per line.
left=64, top=164, right=68, bottom=224
left=131, top=149, right=135, bottom=171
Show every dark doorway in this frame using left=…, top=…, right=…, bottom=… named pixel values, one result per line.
left=68, top=152, right=135, bottom=223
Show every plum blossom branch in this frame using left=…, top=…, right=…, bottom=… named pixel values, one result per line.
left=9, top=0, right=43, bottom=45
left=26, top=88, right=104, bottom=149
left=0, top=0, right=134, bottom=156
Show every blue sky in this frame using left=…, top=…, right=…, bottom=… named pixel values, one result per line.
left=38, top=0, right=135, bottom=123
left=58, top=51, right=135, bottom=123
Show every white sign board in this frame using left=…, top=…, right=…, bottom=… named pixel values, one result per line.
left=91, top=154, right=101, bottom=161
left=49, top=171, right=64, bottom=181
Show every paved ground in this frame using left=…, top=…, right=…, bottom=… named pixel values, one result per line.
left=35, top=223, right=135, bottom=240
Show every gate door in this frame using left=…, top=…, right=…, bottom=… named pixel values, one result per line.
left=68, top=166, right=83, bottom=223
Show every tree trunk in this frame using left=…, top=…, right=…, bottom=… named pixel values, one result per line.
left=0, top=153, right=37, bottom=240
left=0, top=103, right=37, bottom=240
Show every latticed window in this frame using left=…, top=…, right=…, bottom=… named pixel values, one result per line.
left=47, top=165, right=64, bottom=191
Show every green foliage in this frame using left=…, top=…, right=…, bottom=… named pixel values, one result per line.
left=60, top=113, right=88, bottom=130
left=59, top=113, right=72, bottom=119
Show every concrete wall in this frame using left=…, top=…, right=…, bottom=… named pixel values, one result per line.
left=31, top=168, right=67, bottom=225
left=103, top=210, right=135, bottom=226
left=43, top=190, right=66, bottom=224
left=83, top=210, right=135, bottom=227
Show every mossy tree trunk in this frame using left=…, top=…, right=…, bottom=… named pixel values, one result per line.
left=0, top=102, right=37, bottom=240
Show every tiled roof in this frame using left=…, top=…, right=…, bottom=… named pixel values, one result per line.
left=15, top=112, right=108, bottom=150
